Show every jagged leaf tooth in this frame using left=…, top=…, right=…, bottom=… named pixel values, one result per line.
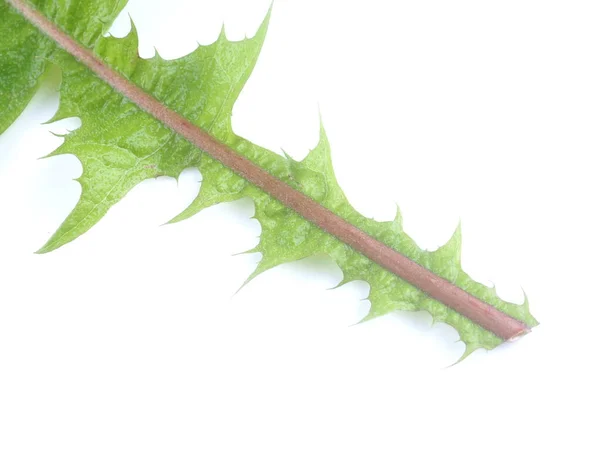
left=391, top=205, right=404, bottom=231
left=169, top=160, right=248, bottom=224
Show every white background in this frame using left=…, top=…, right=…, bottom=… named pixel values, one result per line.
left=1, top=0, right=599, bottom=448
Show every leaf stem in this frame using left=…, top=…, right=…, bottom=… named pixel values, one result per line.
left=7, top=0, right=530, bottom=341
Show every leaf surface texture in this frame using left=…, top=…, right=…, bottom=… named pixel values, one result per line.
left=0, top=0, right=538, bottom=356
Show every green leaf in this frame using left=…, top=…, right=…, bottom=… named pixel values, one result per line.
left=0, top=0, right=538, bottom=357
left=0, top=0, right=127, bottom=135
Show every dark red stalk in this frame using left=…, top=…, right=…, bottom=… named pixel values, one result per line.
left=7, top=0, right=530, bottom=341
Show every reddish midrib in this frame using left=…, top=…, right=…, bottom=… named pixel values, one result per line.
left=7, top=0, right=530, bottom=341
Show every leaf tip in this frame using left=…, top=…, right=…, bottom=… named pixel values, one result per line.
left=35, top=242, right=54, bottom=255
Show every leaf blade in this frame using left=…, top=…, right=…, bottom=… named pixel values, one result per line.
left=1, top=0, right=537, bottom=357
